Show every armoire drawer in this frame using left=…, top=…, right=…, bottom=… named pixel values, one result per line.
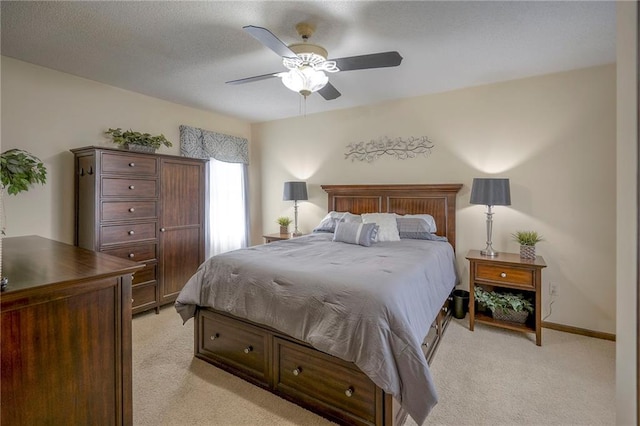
left=101, top=178, right=158, bottom=198
left=274, top=338, right=377, bottom=423
left=199, top=311, right=269, bottom=385
left=101, top=222, right=157, bottom=246
left=101, top=243, right=157, bottom=263
left=131, top=263, right=156, bottom=286
left=101, top=201, right=157, bottom=221
left=101, top=152, right=158, bottom=175
left=132, top=282, right=157, bottom=311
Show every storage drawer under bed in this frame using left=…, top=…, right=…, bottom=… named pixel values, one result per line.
left=197, top=310, right=270, bottom=386
left=274, top=337, right=378, bottom=424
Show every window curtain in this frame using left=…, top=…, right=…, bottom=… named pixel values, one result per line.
left=180, top=125, right=249, bottom=258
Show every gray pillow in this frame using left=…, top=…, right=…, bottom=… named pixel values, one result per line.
left=333, top=222, right=378, bottom=247
left=397, top=217, right=435, bottom=239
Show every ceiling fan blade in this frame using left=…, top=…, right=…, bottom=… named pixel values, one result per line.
left=226, top=72, right=280, bottom=85
left=331, top=51, right=403, bottom=72
left=318, top=82, right=341, bottom=100
left=243, top=25, right=297, bottom=58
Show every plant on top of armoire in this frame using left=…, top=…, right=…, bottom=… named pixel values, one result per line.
left=105, top=127, right=173, bottom=153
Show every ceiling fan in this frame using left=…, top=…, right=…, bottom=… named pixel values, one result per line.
left=226, top=23, right=403, bottom=100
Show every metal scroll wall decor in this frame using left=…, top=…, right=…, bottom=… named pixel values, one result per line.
left=344, top=136, right=434, bottom=163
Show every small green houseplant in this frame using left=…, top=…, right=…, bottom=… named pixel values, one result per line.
left=474, top=286, right=533, bottom=324
left=276, top=216, right=292, bottom=234
left=512, top=230, right=543, bottom=259
left=105, top=128, right=173, bottom=153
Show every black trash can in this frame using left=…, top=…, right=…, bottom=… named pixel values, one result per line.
left=452, top=289, right=470, bottom=319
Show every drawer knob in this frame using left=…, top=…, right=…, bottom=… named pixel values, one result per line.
left=210, top=333, right=219, bottom=340
left=128, top=253, right=135, bottom=258
left=500, top=272, right=507, bottom=278
left=243, top=345, right=253, bottom=354
left=129, top=185, right=135, bottom=190
left=129, top=207, right=135, bottom=212
left=160, top=228, right=166, bottom=232
left=129, top=162, right=135, bottom=167
left=345, top=387, right=354, bottom=397
left=292, top=367, right=302, bottom=376
left=128, top=230, right=135, bottom=235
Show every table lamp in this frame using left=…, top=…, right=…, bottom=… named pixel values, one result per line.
left=283, top=181, right=308, bottom=236
left=470, top=178, right=511, bottom=257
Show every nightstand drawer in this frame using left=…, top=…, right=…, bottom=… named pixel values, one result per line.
left=476, top=264, right=534, bottom=289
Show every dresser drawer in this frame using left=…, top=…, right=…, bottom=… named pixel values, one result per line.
left=101, top=201, right=157, bottom=222
left=275, top=338, right=377, bottom=423
left=476, top=263, right=534, bottom=289
left=101, top=178, right=158, bottom=198
left=101, top=152, right=158, bottom=175
left=101, top=223, right=157, bottom=246
left=199, top=311, right=269, bottom=385
left=101, top=243, right=157, bottom=262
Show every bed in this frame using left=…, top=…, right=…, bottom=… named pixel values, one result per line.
left=175, top=184, right=462, bottom=426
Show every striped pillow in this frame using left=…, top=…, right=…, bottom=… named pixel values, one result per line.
left=333, top=222, right=378, bottom=247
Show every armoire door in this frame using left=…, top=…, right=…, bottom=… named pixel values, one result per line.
left=158, top=157, right=206, bottom=305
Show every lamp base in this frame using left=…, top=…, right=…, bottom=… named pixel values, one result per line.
left=480, top=246, right=499, bottom=257
left=291, top=231, right=303, bottom=237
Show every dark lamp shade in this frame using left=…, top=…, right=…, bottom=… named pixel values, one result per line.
left=470, top=178, right=511, bottom=206
left=283, top=181, right=308, bottom=201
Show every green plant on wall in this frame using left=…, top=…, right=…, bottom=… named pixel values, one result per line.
left=105, top=128, right=173, bottom=149
left=0, top=149, right=47, bottom=195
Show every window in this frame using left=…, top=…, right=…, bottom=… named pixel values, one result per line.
left=207, top=158, right=249, bottom=257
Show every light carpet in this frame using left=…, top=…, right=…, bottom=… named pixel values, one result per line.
left=132, top=307, right=615, bottom=425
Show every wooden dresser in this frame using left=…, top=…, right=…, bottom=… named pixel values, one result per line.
left=71, top=146, right=207, bottom=314
left=0, top=235, right=142, bottom=425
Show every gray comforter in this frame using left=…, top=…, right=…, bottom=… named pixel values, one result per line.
left=175, top=233, right=457, bottom=424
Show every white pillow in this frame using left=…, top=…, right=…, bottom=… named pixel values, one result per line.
left=362, top=213, right=400, bottom=242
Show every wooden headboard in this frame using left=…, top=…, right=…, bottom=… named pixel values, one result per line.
left=321, top=184, right=463, bottom=251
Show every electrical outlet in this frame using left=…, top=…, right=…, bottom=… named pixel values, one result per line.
left=550, top=283, right=558, bottom=296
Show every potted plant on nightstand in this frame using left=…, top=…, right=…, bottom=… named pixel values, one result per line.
left=512, top=230, right=543, bottom=259
left=474, top=286, right=534, bottom=324
left=276, top=216, right=293, bottom=234
left=105, top=127, right=173, bottom=153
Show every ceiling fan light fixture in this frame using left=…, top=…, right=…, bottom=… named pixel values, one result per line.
left=278, top=67, right=328, bottom=97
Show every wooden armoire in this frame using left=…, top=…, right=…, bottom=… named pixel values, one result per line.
left=71, top=146, right=207, bottom=314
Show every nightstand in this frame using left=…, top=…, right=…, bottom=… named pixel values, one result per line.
left=263, top=233, right=292, bottom=244
left=466, top=250, right=547, bottom=345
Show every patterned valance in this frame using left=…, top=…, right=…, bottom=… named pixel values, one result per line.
left=179, top=125, right=249, bottom=164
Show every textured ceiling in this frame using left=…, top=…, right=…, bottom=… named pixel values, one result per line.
left=1, top=1, right=616, bottom=123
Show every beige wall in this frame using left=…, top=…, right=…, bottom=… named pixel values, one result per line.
left=0, top=57, right=258, bottom=245
left=254, top=64, right=617, bottom=335
left=616, top=1, right=638, bottom=424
